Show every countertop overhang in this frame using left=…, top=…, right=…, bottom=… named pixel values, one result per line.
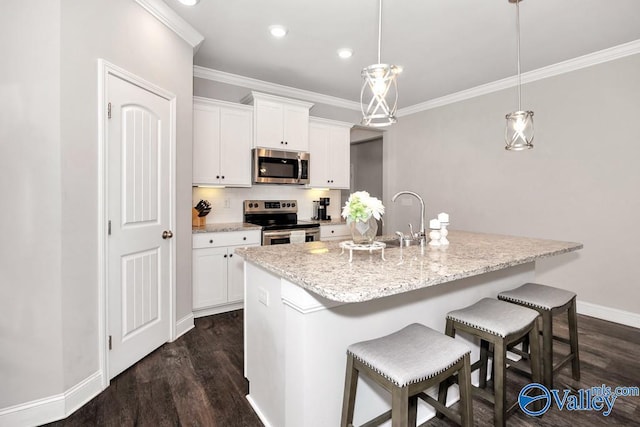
left=235, top=230, right=583, bottom=303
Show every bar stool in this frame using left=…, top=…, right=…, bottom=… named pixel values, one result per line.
left=340, top=323, right=473, bottom=427
left=498, top=282, right=580, bottom=389
left=439, top=298, right=542, bottom=427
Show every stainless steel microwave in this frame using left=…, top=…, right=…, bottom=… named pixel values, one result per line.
left=252, top=148, right=310, bottom=185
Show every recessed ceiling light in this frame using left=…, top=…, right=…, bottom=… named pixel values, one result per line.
left=269, top=25, right=288, bottom=38
left=177, top=0, right=199, bottom=5
left=337, top=48, right=353, bottom=59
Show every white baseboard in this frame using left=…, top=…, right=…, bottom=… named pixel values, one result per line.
left=246, top=394, right=273, bottom=427
left=193, top=302, right=243, bottom=318
left=175, top=312, right=195, bottom=340
left=577, top=300, right=640, bottom=329
left=0, top=371, right=103, bottom=427
left=63, top=371, right=103, bottom=416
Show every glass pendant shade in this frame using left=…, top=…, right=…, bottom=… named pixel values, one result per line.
left=504, top=0, right=534, bottom=150
left=360, top=0, right=399, bottom=127
left=505, top=110, right=534, bottom=150
left=361, top=64, right=399, bottom=127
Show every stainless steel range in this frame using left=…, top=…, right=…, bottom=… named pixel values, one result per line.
left=244, top=200, right=320, bottom=245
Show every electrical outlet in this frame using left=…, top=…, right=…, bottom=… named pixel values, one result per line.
left=224, top=198, right=231, bottom=209
left=258, top=287, right=269, bottom=306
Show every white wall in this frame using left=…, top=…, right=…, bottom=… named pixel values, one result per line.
left=385, top=54, right=640, bottom=315
left=0, top=0, right=64, bottom=408
left=0, top=0, right=195, bottom=415
left=59, top=0, right=194, bottom=389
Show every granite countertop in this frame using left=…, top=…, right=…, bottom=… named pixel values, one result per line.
left=235, top=230, right=583, bottom=303
left=192, top=222, right=262, bottom=233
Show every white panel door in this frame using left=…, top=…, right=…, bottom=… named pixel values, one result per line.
left=107, top=74, right=172, bottom=379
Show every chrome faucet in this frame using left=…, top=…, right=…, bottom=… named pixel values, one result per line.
left=392, top=191, right=426, bottom=241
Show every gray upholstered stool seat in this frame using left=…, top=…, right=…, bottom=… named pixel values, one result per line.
left=498, top=282, right=580, bottom=389
left=498, top=282, right=575, bottom=310
left=446, top=297, right=540, bottom=337
left=341, top=323, right=474, bottom=427
left=440, top=298, right=542, bottom=427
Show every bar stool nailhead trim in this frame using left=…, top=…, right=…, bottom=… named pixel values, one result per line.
left=341, top=323, right=474, bottom=427
left=498, top=282, right=581, bottom=389
left=440, top=298, right=542, bottom=427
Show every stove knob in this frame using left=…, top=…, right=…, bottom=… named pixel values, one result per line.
left=286, top=203, right=291, bottom=207
left=248, top=203, right=253, bottom=208
left=292, top=202, right=296, bottom=207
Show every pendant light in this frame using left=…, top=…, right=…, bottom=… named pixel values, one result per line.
left=361, top=0, right=400, bottom=127
left=505, top=0, right=534, bottom=150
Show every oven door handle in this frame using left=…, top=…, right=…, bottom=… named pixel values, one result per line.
left=263, top=230, right=294, bottom=239
left=297, top=157, right=302, bottom=182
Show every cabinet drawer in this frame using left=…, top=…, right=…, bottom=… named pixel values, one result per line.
left=193, top=230, right=261, bottom=249
left=320, top=224, right=350, bottom=240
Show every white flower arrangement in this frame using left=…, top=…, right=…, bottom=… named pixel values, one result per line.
left=341, top=191, right=385, bottom=223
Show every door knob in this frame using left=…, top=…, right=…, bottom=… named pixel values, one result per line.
left=162, top=230, right=173, bottom=239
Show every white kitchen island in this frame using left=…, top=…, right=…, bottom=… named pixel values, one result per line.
left=236, top=230, right=582, bottom=427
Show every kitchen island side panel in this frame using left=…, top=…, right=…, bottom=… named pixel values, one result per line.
left=245, top=260, right=534, bottom=426
left=244, top=262, right=286, bottom=427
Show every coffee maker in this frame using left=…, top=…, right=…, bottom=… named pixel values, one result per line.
left=318, top=197, right=330, bottom=221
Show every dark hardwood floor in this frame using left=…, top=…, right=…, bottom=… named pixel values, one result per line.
left=46, top=311, right=640, bottom=426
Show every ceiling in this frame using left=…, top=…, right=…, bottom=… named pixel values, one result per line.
left=166, top=0, right=640, bottom=109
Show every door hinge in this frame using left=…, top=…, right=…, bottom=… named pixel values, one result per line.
left=107, top=102, right=112, bottom=119
left=108, top=335, right=112, bottom=350
left=108, top=220, right=111, bottom=235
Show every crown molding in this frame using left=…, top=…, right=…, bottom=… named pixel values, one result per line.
left=134, top=0, right=204, bottom=52
left=195, top=39, right=640, bottom=117
left=194, top=66, right=361, bottom=111
left=398, top=39, right=640, bottom=117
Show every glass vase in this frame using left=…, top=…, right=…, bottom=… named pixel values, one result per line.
left=349, top=217, right=378, bottom=245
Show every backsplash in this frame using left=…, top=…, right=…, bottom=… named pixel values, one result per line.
left=192, top=186, right=343, bottom=224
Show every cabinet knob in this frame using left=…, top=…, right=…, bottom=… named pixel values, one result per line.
left=331, top=230, right=335, bottom=234
left=243, top=237, right=247, bottom=240
left=224, top=254, right=227, bottom=258
left=281, top=141, right=284, bottom=144
left=229, top=254, right=233, bottom=258
left=221, top=175, right=225, bottom=179
left=209, top=239, right=213, bottom=244
left=285, top=141, right=288, bottom=145
left=216, top=175, right=220, bottom=179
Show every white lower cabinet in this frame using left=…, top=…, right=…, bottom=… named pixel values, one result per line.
left=192, top=230, right=261, bottom=317
left=320, top=224, right=350, bottom=241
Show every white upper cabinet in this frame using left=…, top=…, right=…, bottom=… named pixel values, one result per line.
left=193, top=97, right=252, bottom=187
left=309, top=117, right=353, bottom=189
left=243, top=91, right=314, bottom=152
